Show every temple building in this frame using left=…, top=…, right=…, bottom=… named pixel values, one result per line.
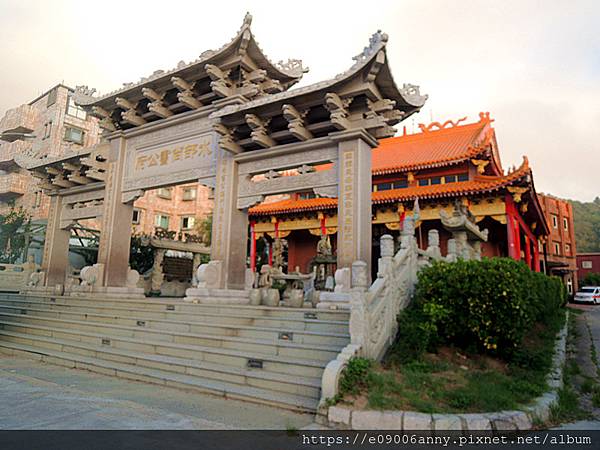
left=537, top=193, right=578, bottom=295
left=249, top=113, right=550, bottom=278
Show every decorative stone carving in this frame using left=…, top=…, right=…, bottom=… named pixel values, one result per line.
left=245, top=114, right=275, bottom=148
left=151, top=249, right=165, bottom=293
left=205, top=64, right=233, bottom=97
left=195, top=260, right=222, bottom=289
left=426, top=229, right=442, bottom=259
left=272, top=238, right=286, bottom=271
left=446, top=238, right=458, bottom=262
left=80, top=264, right=101, bottom=286
left=334, top=268, right=351, bottom=293
left=214, top=123, right=242, bottom=154
left=317, top=234, right=332, bottom=257
left=351, top=261, right=369, bottom=291
left=282, top=104, right=312, bottom=141
left=171, top=76, right=202, bottom=109
left=324, top=93, right=351, bottom=130
left=126, top=268, right=140, bottom=288
left=380, top=234, right=394, bottom=258
left=27, top=270, right=45, bottom=287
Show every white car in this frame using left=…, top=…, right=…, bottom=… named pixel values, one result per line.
left=574, top=286, right=600, bottom=304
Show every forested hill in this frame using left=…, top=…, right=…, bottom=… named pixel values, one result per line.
left=571, top=197, right=600, bottom=253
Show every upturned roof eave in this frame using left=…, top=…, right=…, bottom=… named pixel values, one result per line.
left=75, top=13, right=304, bottom=108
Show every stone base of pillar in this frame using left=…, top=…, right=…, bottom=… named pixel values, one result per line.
left=184, top=287, right=250, bottom=305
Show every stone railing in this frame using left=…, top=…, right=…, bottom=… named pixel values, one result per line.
left=320, top=217, right=455, bottom=404
left=0, top=141, right=32, bottom=165
left=0, top=261, right=40, bottom=291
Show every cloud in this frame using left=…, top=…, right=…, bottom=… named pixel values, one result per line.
left=0, top=0, right=597, bottom=200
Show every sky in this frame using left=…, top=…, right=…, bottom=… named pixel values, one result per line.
left=0, top=0, right=598, bottom=201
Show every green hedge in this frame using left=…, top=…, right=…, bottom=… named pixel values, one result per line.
left=393, top=258, right=565, bottom=360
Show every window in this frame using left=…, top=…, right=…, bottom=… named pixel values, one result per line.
left=444, top=175, right=458, bottom=183
left=66, top=96, right=87, bottom=120
left=418, top=179, right=429, bottom=186
left=43, top=121, right=52, bottom=139
left=553, top=242, right=560, bottom=255
left=297, top=191, right=316, bottom=200
left=155, top=214, right=170, bottom=229
left=551, top=215, right=558, bottom=229
left=565, top=244, right=571, bottom=256
left=582, top=261, right=592, bottom=269
left=375, top=182, right=393, bottom=191
left=430, top=176, right=441, bottom=185
left=181, top=216, right=195, bottom=230
left=157, top=188, right=172, bottom=199
left=182, top=187, right=197, bottom=201
left=457, top=173, right=469, bottom=182
left=563, top=218, right=568, bottom=231
left=46, top=87, right=57, bottom=107
left=393, top=179, right=408, bottom=189
left=64, top=126, right=84, bottom=144
left=132, top=209, right=142, bottom=224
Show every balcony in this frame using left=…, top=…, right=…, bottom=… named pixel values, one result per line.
left=0, top=173, right=28, bottom=200
left=0, top=104, right=38, bottom=142
left=0, top=141, right=31, bottom=170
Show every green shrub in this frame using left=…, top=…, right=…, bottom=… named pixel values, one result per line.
left=339, top=357, right=372, bottom=396
left=406, top=258, right=564, bottom=358
left=582, top=272, right=600, bottom=287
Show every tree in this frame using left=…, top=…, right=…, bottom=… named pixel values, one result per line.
left=0, top=205, right=31, bottom=263
left=582, top=272, right=600, bottom=287
left=571, top=197, right=600, bottom=252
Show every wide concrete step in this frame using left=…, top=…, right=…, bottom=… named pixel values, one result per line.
left=0, top=312, right=342, bottom=362
left=0, top=330, right=322, bottom=399
left=0, top=340, right=318, bottom=412
left=6, top=293, right=349, bottom=321
left=0, top=305, right=350, bottom=347
left=0, top=297, right=349, bottom=333
left=0, top=320, right=328, bottom=378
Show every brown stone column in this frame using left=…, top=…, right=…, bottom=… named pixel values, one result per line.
left=333, top=130, right=376, bottom=283
left=210, top=149, right=248, bottom=290
left=42, top=194, right=70, bottom=287
left=97, top=136, right=134, bottom=287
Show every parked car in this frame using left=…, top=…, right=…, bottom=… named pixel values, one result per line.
left=574, top=286, right=600, bottom=304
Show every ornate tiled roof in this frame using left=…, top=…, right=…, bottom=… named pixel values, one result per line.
left=249, top=156, right=531, bottom=216
left=372, top=113, right=493, bottom=174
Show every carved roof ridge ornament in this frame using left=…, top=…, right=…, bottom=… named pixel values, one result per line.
left=74, top=12, right=303, bottom=107
left=418, top=117, right=468, bottom=133
left=212, top=29, right=427, bottom=120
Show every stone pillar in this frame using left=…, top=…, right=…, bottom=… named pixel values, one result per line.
left=333, top=131, right=375, bottom=281
left=210, top=149, right=248, bottom=290
left=97, top=136, right=135, bottom=287
left=42, top=194, right=70, bottom=287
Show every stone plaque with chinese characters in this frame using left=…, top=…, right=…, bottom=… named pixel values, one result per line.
left=122, top=130, right=217, bottom=192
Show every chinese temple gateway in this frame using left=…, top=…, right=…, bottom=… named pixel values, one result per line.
left=249, top=113, right=550, bottom=278
left=0, top=14, right=552, bottom=413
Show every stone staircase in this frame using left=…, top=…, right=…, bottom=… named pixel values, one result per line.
left=0, top=292, right=350, bottom=413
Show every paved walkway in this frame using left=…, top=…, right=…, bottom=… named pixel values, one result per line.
left=554, top=303, right=600, bottom=429
left=0, top=356, right=314, bottom=429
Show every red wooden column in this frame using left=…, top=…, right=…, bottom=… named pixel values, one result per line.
left=533, top=239, right=541, bottom=272
left=524, top=234, right=531, bottom=269
left=249, top=221, right=257, bottom=272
